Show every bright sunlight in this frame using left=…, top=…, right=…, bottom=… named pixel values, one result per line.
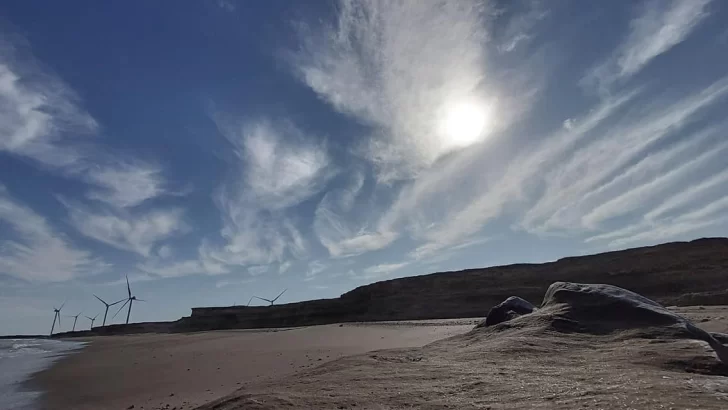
left=439, top=100, right=492, bottom=150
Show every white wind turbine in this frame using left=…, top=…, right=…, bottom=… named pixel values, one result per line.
left=94, top=294, right=125, bottom=327
left=68, top=312, right=82, bottom=332
left=253, top=289, right=287, bottom=306
left=85, top=313, right=99, bottom=330
left=113, top=275, right=144, bottom=324
left=49, top=302, right=65, bottom=336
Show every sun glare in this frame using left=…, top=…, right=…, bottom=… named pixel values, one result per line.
left=440, top=101, right=492, bottom=149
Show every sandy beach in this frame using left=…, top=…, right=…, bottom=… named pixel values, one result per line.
left=32, top=320, right=477, bottom=410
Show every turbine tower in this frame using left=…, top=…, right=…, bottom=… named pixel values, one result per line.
left=253, top=289, right=287, bottom=306
left=49, top=302, right=64, bottom=336
left=94, top=294, right=124, bottom=327
left=85, top=314, right=99, bottom=330
left=68, top=312, right=82, bottom=332
left=113, top=275, right=144, bottom=325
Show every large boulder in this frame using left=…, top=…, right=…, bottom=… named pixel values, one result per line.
left=483, top=282, right=728, bottom=364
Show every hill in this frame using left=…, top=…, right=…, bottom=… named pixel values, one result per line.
left=55, top=237, right=728, bottom=337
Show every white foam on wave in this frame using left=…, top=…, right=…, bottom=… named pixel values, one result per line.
left=0, top=339, right=86, bottom=410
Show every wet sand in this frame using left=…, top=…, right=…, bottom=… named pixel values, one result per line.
left=33, top=320, right=478, bottom=410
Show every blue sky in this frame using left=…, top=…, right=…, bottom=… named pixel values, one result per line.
left=2, top=0, right=728, bottom=335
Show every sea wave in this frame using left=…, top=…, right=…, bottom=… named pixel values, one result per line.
left=0, top=339, right=86, bottom=410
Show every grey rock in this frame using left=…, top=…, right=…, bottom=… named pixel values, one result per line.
left=478, top=296, right=537, bottom=328
left=483, top=282, right=728, bottom=364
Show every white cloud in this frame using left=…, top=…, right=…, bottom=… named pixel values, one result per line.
left=203, top=196, right=307, bottom=266
left=645, top=167, right=728, bottom=222
left=586, top=0, right=711, bottom=91
left=496, top=0, right=548, bottom=53
left=580, top=129, right=728, bottom=229
left=305, top=260, right=328, bottom=281
left=0, top=186, right=105, bottom=282
left=65, top=202, right=188, bottom=257
left=278, top=261, right=292, bottom=274
left=138, top=259, right=204, bottom=278
left=360, top=261, right=409, bottom=280
left=86, top=160, right=168, bottom=208
left=217, top=0, right=236, bottom=12
left=291, top=0, right=511, bottom=180
left=0, top=47, right=97, bottom=169
left=587, top=195, right=728, bottom=249
left=313, top=170, right=398, bottom=257
left=200, top=118, right=331, bottom=271
left=157, top=245, right=173, bottom=259
left=248, top=265, right=269, bottom=276
left=215, top=277, right=256, bottom=289
left=522, top=76, right=728, bottom=233
left=221, top=119, right=332, bottom=210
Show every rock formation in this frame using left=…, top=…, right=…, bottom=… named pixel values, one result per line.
left=483, top=281, right=728, bottom=364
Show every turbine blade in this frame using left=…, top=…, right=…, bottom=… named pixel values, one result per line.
left=112, top=299, right=130, bottom=320
left=126, top=275, right=131, bottom=298
left=247, top=296, right=254, bottom=306
left=136, top=298, right=146, bottom=302
left=59, top=301, right=66, bottom=311
left=110, top=298, right=126, bottom=306
left=253, top=296, right=270, bottom=303
left=272, top=288, right=287, bottom=302
left=94, top=294, right=107, bottom=305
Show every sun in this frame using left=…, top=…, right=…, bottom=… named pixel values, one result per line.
left=439, top=100, right=492, bottom=149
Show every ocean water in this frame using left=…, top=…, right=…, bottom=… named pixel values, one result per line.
left=0, top=339, right=85, bottom=410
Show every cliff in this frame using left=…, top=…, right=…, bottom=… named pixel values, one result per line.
left=55, top=237, right=728, bottom=337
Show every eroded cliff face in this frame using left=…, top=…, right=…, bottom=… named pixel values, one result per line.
left=56, top=238, right=728, bottom=336
left=176, top=238, right=728, bottom=332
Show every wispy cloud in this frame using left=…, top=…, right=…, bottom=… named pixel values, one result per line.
left=201, top=118, right=330, bottom=270
left=221, top=119, right=332, bottom=210
left=291, top=0, right=511, bottom=180
left=587, top=195, right=728, bottom=248
left=278, top=261, right=292, bottom=274
left=0, top=186, right=106, bottom=282
left=585, top=0, right=711, bottom=91
left=522, top=76, right=728, bottom=233
left=313, top=170, right=398, bottom=257
left=215, top=277, right=255, bottom=289
left=85, top=160, right=169, bottom=208
left=64, top=201, right=188, bottom=257
left=496, top=0, right=549, bottom=53
left=360, top=261, right=409, bottom=280
left=304, top=260, right=328, bottom=281
left=0, top=39, right=97, bottom=169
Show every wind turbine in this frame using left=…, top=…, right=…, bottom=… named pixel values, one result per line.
left=68, top=312, right=82, bottom=332
left=113, top=275, right=144, bottom=325
left=94, top=294, right=124, bottom=327
left=253, top=289, right=287, bottom=306
left=49, top=302, right=64, bottom=336
left=85, top=314, right=99, bottom=330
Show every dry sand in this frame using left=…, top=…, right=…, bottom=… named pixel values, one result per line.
left=201, top=306, right=728, bottom=410
left=33, top=319, right=478, bottom=410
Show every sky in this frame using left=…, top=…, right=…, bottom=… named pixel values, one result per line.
left=1, top=0, right=727, bottom=335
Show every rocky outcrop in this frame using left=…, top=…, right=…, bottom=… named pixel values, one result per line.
left=484, top=282, right=728, bottom=364
left=478, top=296, right=537, bottom=327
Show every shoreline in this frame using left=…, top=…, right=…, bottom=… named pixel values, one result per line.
left=31, top=320, right=477, bottom=410
left=0, top=339, right=85, bottom=410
